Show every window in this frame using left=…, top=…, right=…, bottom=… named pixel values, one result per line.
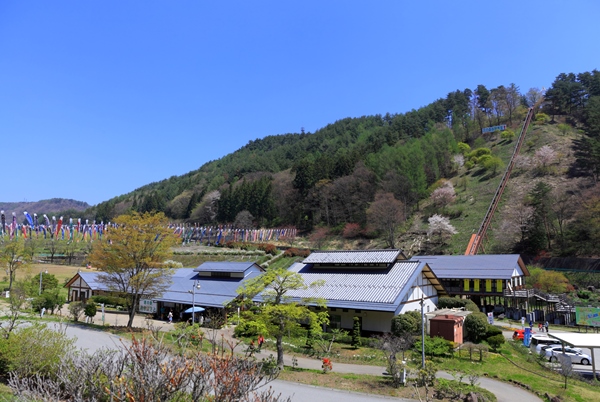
left=342, top=309, right=348, bottom=312
left=330, top=315, right=341, bottom=329
left=355, top=309, right=362, bottom=313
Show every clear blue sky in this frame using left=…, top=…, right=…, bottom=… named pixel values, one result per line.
left=1, top=1, right=598, bottom=206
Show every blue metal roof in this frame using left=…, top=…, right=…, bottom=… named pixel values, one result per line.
left=156, top=267, right=264, bottom=308
left=277, top=260, right=427, bottom=312
left=194, top=261, right=261, bottom=273
left=68, top=267, right=263, bottom=309
left=76, top=272, right=112, bottom=291
left=411, top=254, right=527, bottom=279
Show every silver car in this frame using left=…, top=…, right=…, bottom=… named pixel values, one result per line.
left=544, top=346, right=591, bottom=365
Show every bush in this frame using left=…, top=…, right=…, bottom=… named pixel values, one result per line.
left=234, top=320, right=268, bottom=338
left=464, top=313, right=488, bottom=343
left=68, top=301, right=84, bottom=322
left=257, top=243, right=278, bottom=256
left=0, top=323, right=75, bottom=377
left=414, top=336, right=452, bottom=357
left=91, top=295, right=127, bottom=307
left=487, top=334, right=505, bottom=351
left=84, top=301, right=97, bottom=320
left=437, top=297, right=480, bottom=312
left=283, top=248, right=310, bottom=258
left=391, top=311, right=420, bottom=336
left=342, top=223, right=362, bottom=239
left=484, top=325, right=502, bottom=340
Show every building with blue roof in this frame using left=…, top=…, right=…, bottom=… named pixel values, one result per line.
left=410, top=254, right=530, bottom=317
left=281, top=249, right=447, bottom=334
left=65, top=261, right=264, bottom=321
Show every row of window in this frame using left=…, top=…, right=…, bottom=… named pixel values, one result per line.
left=442, top=279, right=506, bottom=292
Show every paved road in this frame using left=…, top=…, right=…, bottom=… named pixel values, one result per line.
left=53, top=316, right=542, bottom=402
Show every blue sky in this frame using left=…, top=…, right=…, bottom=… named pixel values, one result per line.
left=1, top=1, right=598, bottom=206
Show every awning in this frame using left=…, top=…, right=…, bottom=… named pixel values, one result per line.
left=184, top=306, right=205, bottom=313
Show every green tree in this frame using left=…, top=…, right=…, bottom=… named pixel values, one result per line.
left=84, top=301, right=97, bottom=322
left=88, top=212, right=177, bottom=328
left=391, top=310, right=421, bottom=336
left=30, top=272, right=59, bottom=295
left=351, top=316, right=361, bottom=349
left=0, top=238, right=30, bottom=291
left=238, top=267, right=327, bottom=369
left=526, top=267, right=571, bottom=294
left=487, top=334, right=505, bottom=351
left=464, top=313, right=488, bottom=343
left=482, top=156, right=504, bottom=175
left=524, top=182, right=555, bottom=252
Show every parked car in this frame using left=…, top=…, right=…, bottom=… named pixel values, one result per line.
left=544, top=346, right=591, bottom=365
left=539, top=344, right=582, bottom=355
left=513, top=329, right=538, bottom=341
left=531, top=335, right=561, bottom=353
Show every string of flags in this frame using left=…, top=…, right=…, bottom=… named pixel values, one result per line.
left=0, top=210, right=110, bottom=242
left=169, top=224, right=297, bottom=246
left=0, top=210, right=296, bottom=245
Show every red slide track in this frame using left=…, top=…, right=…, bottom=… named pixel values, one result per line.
left=465, top=107, right=535, bottom=255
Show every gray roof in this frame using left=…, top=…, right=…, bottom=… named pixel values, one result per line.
left=303, top=249, right=404, bottom=265
left=194, top=261, right=261, bottom=273
left=411, top=254, right=526, bottom=280
left=74, top=272, right=112, bottom=291
left=280, top=260, right=428, bottom=313
left=155, top=267, right=263, bottom=308
left=68, top=267, right=263, bottom=309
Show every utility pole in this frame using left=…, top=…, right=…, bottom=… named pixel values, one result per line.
left=420, top=294, right=425, bottom=368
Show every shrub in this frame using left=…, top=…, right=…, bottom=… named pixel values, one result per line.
left=0, top=323, right=75, bottom=377
left=257, top=243, right=278, bottom=256
left=84, top=301, right=97, bottom=321
left=501, top=129, right=516, bottom=141
left=464, top=313, right=488, bottom=343
left=91, top=295, right=127, bottom=307
left=234, top=320, right=268, bottom=338
left=487, top=334, right=505, bottom=351
left=437, top=297, right=479, bottom=312
left=68, top=302, right=84, bottom=322
left=391, top=311, right=420, bottom=336
left=283, top=248, right=311, bottom=258
left=484, top=325, right=502, bottom=340
left=342, top=223, right=362, bottom=239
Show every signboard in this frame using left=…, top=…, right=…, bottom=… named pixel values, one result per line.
left=523, top=328, right=532, bottom=347
left=482, top=124, right=507, bottom=134
left=139, top=299, right=157, bottom=314
left=487, top=312, right=494, bottom=325
left=575, top=307, right=600, bottom=327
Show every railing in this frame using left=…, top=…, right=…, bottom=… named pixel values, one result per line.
left=503, top=288, right=535, bottom=298
left=466, top=108, right=535, bottom=255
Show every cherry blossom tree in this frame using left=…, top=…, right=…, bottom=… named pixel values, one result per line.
left=430, top=182, right=456, bottom=208
left=534, top=145, right=557, bottom=172
left=427, top=214, right=457, bottom=243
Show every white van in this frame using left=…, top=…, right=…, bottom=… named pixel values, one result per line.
left=530, top=335, right=562, bottom=354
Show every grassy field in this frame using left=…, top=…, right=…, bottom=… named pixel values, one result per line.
left=0, top=263, right=92, bottom=292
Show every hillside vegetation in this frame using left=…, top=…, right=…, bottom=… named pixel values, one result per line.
left=0, top=199, right=90, bottom=219
left=86, top=70, right=600, bottom=257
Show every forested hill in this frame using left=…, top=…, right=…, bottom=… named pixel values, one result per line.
left=88, top=69, right=600, bottom=258
left=0, top=199, right=90, bottom=219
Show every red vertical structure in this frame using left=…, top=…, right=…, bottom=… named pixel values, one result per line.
left=465, top=108, right=535, bottom=255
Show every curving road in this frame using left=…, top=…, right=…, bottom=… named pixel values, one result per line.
left=54, top=322, right=542, bottom=402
